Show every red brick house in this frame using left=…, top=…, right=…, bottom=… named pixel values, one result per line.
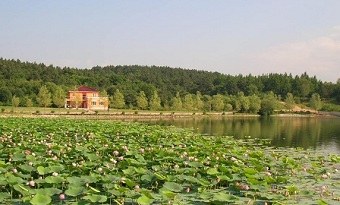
left=65, top=85, right=109, bottom=110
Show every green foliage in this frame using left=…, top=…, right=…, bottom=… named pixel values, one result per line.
left=309, top=93, right=322, bottom=111
left=171, top=92, right=182, bottom=111
left=285, top=93, right=295, bottom=109
left=212, top=94, right=224, bottom=111
left=11, top=95, right=20, bottom=108
left=149, top=90, right=162, bottom=110
left=0, top=118, right=339, bottom=204
left=183, top=94, right=194, bottom=111
left=136, top=91, right=148, bottom=110
left=111, top=89, right=125, bottom=109
left=52, top=86, right=65, bottom=108
left=0, top=58, right=339, bottom=111
left=248, top=94, right=261, bottom=114
left=259, top=92, right=279, bottom=116
left=36, top=85, right=51, bottom=108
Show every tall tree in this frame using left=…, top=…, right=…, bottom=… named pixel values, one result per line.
left=111, top=89, right=125, bottom=109
left=237, top=92, right=250, bottom=113
left=211, top=94, right=224, bottom=112
left=259, top=91, right=279, bottom=116
left=11, top=95, right=20, bottom=109
left=249, top=95, right=261, bottom=114
left=285, top=93, right=295, bottom=109
left=24, top=96, right=33, bottom=107
left=183, top=94, right=194, bottom=111
left=36, top=85, right=51, bottom=108
left=194, top=91, right=204, bottom=111
left=136, top=91, right=148, bottom=110
left=309, top=93, right=322, bottom=111
left=171, top=92, right=182, bottom=111
left=149, top=90, right=162, bottom=110
left=53, top=86, right=66, bottom=109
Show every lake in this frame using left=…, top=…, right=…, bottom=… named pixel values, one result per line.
left=134, top=116, right=340, bottom=154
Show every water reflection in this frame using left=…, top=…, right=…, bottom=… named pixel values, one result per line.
left=137, top=116, right=340, bottom=154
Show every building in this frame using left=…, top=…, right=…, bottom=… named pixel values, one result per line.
left=65, top=85, right=109, bottom=110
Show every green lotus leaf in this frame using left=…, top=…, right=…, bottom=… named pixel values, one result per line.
left=160, top=189, right=177, bottom=198
left=45, top=176, right=64, bottom=184
left=162, top=182, right=183, bottom=192
left=188, top=162, right=203, bottom=167
left=67, top=176, right=86, bottom=186
left=34, top=188, right=62, bottom=196
left=122, top=167, right=135, bottom=176
left=0, top=179, right=7, bottom=186
left=49, top=165, right=64, bottom=173
left=126, top=158, right=146, bottom=166
left=0, top=161, right=6, bottom=167
left=18, top=164, right=35, bottom=173
left=124, top=178, right=136, bottom=187
left=198, top=178, right=211, bottom=186
left=81, top=175, right=98, bottom=183
left=30, top=194, right=51, bottom=205
left=182, top=175, right=200, bottom=184
left=213, top=193, right=237, bottom=202
left=26, top=155, right=35, bottom=161
left=12, top=153, right=26, bottom=161
left=137, top=195, right=154, bottom=205
left=7, top=174, right=24, bottom=185
left=244, top=168, right=257, bottom=175
left=199, top=191, right=213, bottom=200
left=141, top=174, right=157, bottom=182
left=0, top=192, right=11, bottom=201
left=37, top=166, right=49, bottom=175
left=134, top=167, right=147, bottom=174
left=84, top=153, right=100, bottom=161
left=83, top=194, right=107, bottom=203
left=207, top=168, right=219, bottom=175
left=65, top=187, right=84, bottom=197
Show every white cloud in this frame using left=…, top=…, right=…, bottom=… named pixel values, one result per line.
left=247, top=26, right=340, bottom=82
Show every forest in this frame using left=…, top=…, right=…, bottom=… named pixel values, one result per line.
left=0, top=58, right=340, bottom=114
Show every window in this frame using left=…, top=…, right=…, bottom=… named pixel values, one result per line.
left=91, top=101, right=96, bottom=106
left=93, top=93, right=97, bottom=97
left=100, top=101, right=104, bottom=105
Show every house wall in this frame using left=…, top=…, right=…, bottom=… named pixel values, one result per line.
left=66, top=90, right=108, bottom=110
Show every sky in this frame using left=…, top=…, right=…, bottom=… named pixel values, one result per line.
left=1, top=0, right=340, bottom=83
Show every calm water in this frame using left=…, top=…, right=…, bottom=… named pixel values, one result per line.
left=134, top=116, right=340, bottom=154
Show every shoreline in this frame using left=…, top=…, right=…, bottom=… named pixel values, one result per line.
left=0, top=110, right=337, bottom=120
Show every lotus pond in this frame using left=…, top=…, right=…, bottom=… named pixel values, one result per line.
left=0, top=118, right=339, bottom=205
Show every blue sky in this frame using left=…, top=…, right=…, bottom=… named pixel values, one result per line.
left=1, top=1, right=340, bottom=82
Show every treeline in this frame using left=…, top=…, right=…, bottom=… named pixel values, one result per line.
left=0, top=58, right=339, bottom=114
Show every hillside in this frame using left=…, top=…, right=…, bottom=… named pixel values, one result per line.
left=0, top=58, right=339, bottom=110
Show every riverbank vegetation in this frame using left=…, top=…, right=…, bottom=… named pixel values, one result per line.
left=0, top=117, right=339, bottom=204
left=0, top=58, right=339, bottom=115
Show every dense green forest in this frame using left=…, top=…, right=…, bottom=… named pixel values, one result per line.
left=0, top=58, right=339, bottom=114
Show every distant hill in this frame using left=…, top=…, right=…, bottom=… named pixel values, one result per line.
left=0, top=57, right=339, bottom=107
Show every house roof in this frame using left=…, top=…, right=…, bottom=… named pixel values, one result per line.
left=77, top=85, right=99, bottom=92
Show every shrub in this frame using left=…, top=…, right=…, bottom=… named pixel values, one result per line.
left=1, top=108, right=5, bottom=112
left=134, top=111, right=138, bottom=114
left=51, top=110, right=55, bottom=114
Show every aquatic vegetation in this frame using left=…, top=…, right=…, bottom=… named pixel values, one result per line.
left=0, top=117, right=339, bottom=204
